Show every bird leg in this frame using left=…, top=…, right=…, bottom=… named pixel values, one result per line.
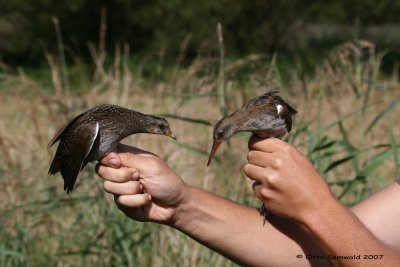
left=258, top=202, right=271, bottom=226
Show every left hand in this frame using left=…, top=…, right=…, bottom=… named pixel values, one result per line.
left=244, top=136, right=337, bottom=224
left=96, top=144, right=189, bottom=225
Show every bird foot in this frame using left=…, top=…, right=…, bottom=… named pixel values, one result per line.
left=258, top=203, right=270, bottom=226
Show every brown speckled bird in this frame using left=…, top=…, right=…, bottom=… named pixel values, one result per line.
left=48, top=104, right=176, bottom=193
left=207, top=91, right=297, bottom=166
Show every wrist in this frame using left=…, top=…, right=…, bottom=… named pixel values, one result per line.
left=299, top=195, right=344, bottom=230
left=167, top=184, right=194, bottom=227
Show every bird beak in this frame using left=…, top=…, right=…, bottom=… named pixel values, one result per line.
left=164, top=129, right=177, bottom=140
left=207, top=140, right=222, bottom=166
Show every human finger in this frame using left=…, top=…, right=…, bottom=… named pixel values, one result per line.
left=248, top=137, right=285, bottom=152
left=116, top=193, right=152, bottom=208
left=103, top=180, right=142, bottom=195
left=247, top=150, right=274, bottom=167
left=248, top=150, right=286, bottom=170
left=103, top=180, right=143, bottom=195
left=251, top=181, right=269, bottom=202
left=96, top=164, right=139, bottom=182
left=243, top=163, right=266, bottom=182
left=114, top=148, right=163, bottom=173
left=99, top=152, right=122, bottom=168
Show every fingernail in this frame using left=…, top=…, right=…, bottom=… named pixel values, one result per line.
left=109, top=158, right=119, bottom=167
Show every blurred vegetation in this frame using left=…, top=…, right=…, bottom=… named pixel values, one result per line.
left=0, top=37, right=399, bottom=266
left=0, top=1, right=400, bottom=266
left=2, top=0, right=400, bottom=68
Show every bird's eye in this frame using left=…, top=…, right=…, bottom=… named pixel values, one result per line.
left=159, top=123, right=166, bottom=130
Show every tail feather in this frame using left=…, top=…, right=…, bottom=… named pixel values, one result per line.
left=48, top=159, right=60, bottom=175
left=286, top=103, right=298, bottom=115
left=60, top=157, right=84, bottom=193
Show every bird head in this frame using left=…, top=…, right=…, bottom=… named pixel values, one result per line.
left=146, top=116, right=177, bottom=140
left=207, top=117, right=236, bottom=166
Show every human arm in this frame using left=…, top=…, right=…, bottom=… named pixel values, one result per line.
left=97, top=144, right=326, bottom=267
left=244, top=136, right=400, bottom=267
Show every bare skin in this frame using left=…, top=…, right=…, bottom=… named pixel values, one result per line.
left=245, top=137, right=400, bottom=266
left=96, top=139, right=400, bottom=267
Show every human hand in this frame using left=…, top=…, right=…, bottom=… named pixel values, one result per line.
left=244, top=137, right=337, bottom=224
left=96, top=144, right=188, bottom=225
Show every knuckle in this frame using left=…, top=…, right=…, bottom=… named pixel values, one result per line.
left=267, top=172, right=279, bottom=186
left=119, top=169, right=131, bottom=182
left=255, top=170, right=266, bottom=181
left=273, top=158, right=284, bottom=169
left=126, top=181, right=139, bottom=194
left=282, top=143, right=294, bottom=154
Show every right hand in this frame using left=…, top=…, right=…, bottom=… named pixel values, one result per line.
left=96, top=143, right=188, bottom=225
left=244, top=137, right=336, bottom=224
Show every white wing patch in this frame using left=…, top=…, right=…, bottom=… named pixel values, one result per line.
left=276, top=104, right=283, bottom=114
left=84, top=122, right=99, bottom=159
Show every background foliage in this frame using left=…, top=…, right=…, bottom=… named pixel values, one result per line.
left=0, top=1, right=400, bottom=267
left=2, top=0, right=400, bottom=65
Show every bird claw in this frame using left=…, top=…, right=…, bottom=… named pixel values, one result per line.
left=258, top=203, right=270, bottom=226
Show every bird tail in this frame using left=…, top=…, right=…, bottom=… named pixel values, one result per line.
left=48, top=150, right=83, bottom=194
left=286, top=103, right=298, bottom=115
left=60, top=157, right=85, bottom=193
left=48, top=152, right=61, bottom=175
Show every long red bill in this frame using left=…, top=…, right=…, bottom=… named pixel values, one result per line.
left=207, top=140, right=222, bottom=166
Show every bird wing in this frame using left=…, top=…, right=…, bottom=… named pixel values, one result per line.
left=243, top=91, right=280, bottom=109
left=244, top=91, right=298, bottom=115
left=60, top=121, right=99, bottom=193
left=47, top=112, right=86, bottom=149
left=286, top=103, right=298, bottom=115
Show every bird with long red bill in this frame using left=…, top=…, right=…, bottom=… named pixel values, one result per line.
left=207, top=91, right=297, bottom=166
left=207, top=91, right=297, bottom=221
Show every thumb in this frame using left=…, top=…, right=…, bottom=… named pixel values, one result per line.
left=116, top=144, right=161, bottom=173
left=99, top=152, right=122, bottom=168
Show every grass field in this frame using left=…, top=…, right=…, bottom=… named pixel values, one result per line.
left=0, top=39, right=399, bottom=266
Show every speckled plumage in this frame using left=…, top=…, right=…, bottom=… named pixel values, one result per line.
left=48, top=104, right=176, bottom=193
left=207, top=91, right=297, bottom=166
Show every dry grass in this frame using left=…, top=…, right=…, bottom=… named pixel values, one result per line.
left=0, top=40, right=399, bottom=266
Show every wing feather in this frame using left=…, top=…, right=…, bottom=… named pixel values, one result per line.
left=47, top=112, right=85, bottom=148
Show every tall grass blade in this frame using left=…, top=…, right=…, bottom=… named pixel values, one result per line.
left=337, top=175, right=366, bottom=200
left=217, top=23, right=227, bottom=117
left=160, top=114, right=212, bottom=126
left=365, top=95, right=400, bottom=134
left=362, top=149, right=393, bottom=177
left=323, top=155, right=355, bottom=173
left=310, top=139, right=336, bottom=154
left=52, top=17, right=69, bottom=94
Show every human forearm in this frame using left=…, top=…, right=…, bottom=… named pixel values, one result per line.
left=172, top=186, right=325, bottom=267
left=302, top=197, right=400, bottom=267
left=245, top=138, right=400, bottom=266
left=97, top=149, right=321, bottom=266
